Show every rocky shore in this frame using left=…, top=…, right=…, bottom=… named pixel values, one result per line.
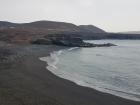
left=32, top=34, right=116, bottom=47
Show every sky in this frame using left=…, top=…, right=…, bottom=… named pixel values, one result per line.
left=0, top=0, right=140, bottom=32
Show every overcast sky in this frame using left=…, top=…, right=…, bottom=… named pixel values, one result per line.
left=0, top=0, right=140, bottom=32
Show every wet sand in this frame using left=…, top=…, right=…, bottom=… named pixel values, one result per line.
left=0, top=45, right=140, bottom=105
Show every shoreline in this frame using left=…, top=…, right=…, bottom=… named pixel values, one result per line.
left=0, top=45, right=140, bottom=105
left=40, top=48, right=140, bottom=102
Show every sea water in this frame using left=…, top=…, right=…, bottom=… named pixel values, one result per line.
left=40, top=40, right=140, bottom=101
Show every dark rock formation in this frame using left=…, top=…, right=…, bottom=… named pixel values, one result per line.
left=51, top=37, right=84, bottom=47
left=32, top=34, right=116, bottom=47
left=31, top=39, right=52, bottom=45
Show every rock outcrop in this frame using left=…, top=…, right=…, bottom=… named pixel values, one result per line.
left=31, top=39, right=52, bottom=45
left=32, top=34, right=116, bottom=47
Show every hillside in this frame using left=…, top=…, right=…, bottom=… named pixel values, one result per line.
left=0, top=21, right=17, bottom=28
left=0, top=20, right=140, bottom=44
left=79, top=25, right=106, bottom=33
left=21, top=21, right=79, bottom=30
left=0, top=20, right=107, bottom=43
left=0, top=20, right=106, bottom=33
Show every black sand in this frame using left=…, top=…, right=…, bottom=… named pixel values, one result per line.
left=0, top=45, right=140, bottom=105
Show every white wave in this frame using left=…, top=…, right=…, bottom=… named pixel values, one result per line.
left=68, top=47, right=79, bottom=51
left=39, top=50, right=64, bottom=70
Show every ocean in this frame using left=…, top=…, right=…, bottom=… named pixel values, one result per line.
left=40, top=40, right=140, bottom=101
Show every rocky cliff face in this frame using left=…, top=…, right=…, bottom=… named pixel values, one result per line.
left=32, top=34, right=116, bottom=47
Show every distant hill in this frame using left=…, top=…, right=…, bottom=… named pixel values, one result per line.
left=120, top=31, right=140, bottom=34
left=79, top=25, right=106, bottom=33
left=0, top=20, right=107, bottom=43
left=1, top=20, right=140, bottom=44
left=0, top=21, right=17, bottom=28
left=21, top=21, right=79, bottom=30
left=0, top=20, right=106, bottom=33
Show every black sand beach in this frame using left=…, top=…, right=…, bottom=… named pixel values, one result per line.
left=0, top=44, right=140, bottom=105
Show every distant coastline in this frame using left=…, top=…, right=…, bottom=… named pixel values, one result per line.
left=0, top=20, right=140, bottom=45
